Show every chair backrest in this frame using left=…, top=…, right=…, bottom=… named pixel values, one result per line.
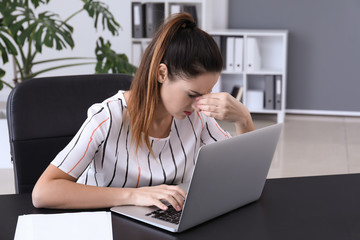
left=6, top=74, right=132, bottom=193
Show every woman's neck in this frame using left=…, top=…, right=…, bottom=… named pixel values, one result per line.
left=125, top=90, right=173, bottom=139
left=149, top=99, right=173, bottom=138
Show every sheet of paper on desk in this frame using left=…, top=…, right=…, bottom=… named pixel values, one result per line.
left=14, top=211, right=113, bottom=240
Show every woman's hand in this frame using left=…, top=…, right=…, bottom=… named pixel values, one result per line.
left=194, top=92, right=256, bottom=134
left=130, top=185, right=187, bottom=211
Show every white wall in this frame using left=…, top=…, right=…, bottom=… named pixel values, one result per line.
left=0, top=120, right=11, bottom=168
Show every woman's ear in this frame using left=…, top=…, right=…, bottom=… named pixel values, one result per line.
left=158, top=63, right=168, bottom=84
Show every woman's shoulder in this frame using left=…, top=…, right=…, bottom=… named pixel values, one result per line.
left=102, top=90, right=127, bottom=106
left=87, top=90, right=127, bottom=117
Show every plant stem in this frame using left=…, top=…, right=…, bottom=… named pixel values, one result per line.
left=61, top=8, right=84, bottom=26
left=28, top=62, right=96, bottom=78
left=24, top=37, right=33, bottom=78
left=13, top=56, right=24, bottom=83
left=0, top=80, right=14, bottom=89
left=33, top=57, right=95, bottom=65
left=12, top=56, right=18, bottom=84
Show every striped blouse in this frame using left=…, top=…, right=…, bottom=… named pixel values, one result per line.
left=52, top=90, right=231, bottom=188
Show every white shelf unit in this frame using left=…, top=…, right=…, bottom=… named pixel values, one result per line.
left=130, top=0, right=208, bottom=67
left=210, top=29, right=288, bottom=123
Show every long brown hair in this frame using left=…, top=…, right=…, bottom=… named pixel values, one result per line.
left=127, top=13, right=223, bottom=154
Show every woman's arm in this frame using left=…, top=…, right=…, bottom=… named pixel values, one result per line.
left=195, top=92, right=255, bottom=135
left=32, top=164, right=186, bottom=211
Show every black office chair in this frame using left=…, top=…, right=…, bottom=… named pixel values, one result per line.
left=6, top=74, right=132, bottom=194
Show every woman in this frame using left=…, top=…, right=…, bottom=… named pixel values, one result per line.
left=32, top=13, right=255, bottom=211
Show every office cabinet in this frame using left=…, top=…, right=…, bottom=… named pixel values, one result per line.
left=211, top=30, right=288, bottom=123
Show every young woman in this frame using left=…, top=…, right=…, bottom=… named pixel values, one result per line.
left=32, top=13, right=255, bottom=211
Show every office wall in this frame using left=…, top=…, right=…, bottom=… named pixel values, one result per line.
left=228, top=0, right=360, bottom=113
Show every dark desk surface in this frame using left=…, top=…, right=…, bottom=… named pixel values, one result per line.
left=1, top=174, right=360, bottom=240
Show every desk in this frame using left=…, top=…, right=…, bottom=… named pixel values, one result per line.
left=1, top=174, right=360, bottom=240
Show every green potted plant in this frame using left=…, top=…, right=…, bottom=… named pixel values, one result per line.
left=0, top=0, right=136, bottom=90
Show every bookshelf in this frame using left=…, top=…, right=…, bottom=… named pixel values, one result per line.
left=210, top=29, right=288, bottom=123
left=130, top=0, right=210, bottom=66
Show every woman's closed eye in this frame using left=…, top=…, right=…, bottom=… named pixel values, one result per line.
left=188, top=94, right=198, bottom=99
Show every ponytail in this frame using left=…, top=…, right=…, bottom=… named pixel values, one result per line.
left=127, top=13, right=222, bottom=155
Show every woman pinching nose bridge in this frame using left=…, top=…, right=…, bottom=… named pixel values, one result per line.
left=32, top=13, right=255, bottom=211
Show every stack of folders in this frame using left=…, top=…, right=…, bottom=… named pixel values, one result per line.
left=226, top=37, right=244, bottom=72
left=212, top=36, right=244, bottom=72
left=132, top=3, right=199, bottom=39
left=264, top=75, right=282, bottom=110
left=132, top=2, right=164, bottom=38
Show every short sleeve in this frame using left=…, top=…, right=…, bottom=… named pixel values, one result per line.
left=200, top=113, right=231, bottom=145
left=51, top=102, right=111, bottom=179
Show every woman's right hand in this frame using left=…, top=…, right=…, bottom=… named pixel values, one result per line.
left=130, top=185, right=187, bottom=211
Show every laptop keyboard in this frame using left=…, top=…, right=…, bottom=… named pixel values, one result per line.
left=146, top=206, right=182, bottom=225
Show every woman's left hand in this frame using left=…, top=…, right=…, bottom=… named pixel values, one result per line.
left=194, top=92, right=256, bottom=134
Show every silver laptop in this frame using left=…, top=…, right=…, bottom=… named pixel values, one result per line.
left=111, top=123, right=282, bottom=232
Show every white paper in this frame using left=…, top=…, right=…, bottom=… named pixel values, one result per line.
left=15, top=211, right=113, bottom=240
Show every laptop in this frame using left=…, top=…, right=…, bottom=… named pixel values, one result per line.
left=111, top=123, right=283, bottom=232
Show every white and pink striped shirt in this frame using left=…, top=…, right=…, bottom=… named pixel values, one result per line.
left=52, top=90, right=231, bottom=188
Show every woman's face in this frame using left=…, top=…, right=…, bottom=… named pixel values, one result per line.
left=158, top=64, right=219, bottom=120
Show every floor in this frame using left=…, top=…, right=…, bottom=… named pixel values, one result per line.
left=1, top=114, right=360, bottom=194
left=219, top=114, right=360, bottom=179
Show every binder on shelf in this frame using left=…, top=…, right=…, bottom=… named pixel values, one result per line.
left=247, top=37, right=261, bottom=72
left=275, top=75, right=282, bottom=110
left=183, top=5, right=198, bottom=24
left=234, top=37, right=244, bottom=72
left=144, top=3, right=164, bottom=38
left=264, top=75, right=275, bottom=109
left=220, top=36, right=227, bottom=69
left=226, top=37, right=235, bottom=71
left=132, top=2, right=144, bottom=38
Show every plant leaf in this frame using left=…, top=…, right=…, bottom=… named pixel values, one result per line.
left=95, top=37, right=137, bottom=75
left=30, top=0, right=50, bottom=8
left=0, top=68, right=5, bottom=78
left=83, top=0, right=120, bottom=36
left=34, top=11, right=74, bottom=51
left=0, top=32, right=18, bottom=55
